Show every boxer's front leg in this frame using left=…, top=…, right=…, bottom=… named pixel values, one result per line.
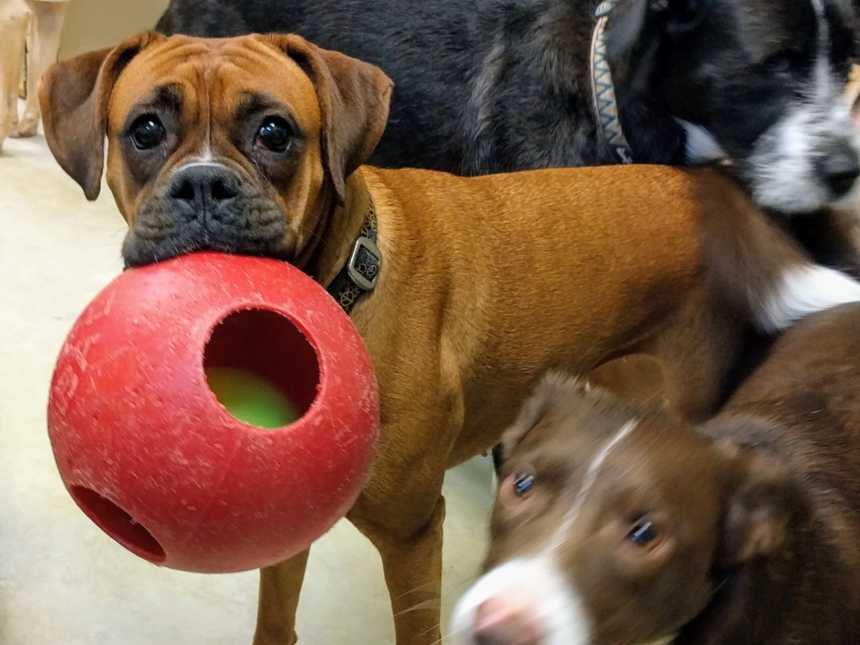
left=351, top=493, right=447, bottom=645
left=253, top=548, right=311, bottom=645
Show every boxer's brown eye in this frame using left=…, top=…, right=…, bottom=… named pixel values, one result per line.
left=256, top=117, right=292, bottom=153
left=130, top=115, right=166, bottom=150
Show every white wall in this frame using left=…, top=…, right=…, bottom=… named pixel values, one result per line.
left=59, top=0, right=169, bottom=58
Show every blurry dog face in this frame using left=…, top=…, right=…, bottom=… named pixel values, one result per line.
left=38, top=33, right=392, bottom=267
left=614, top=0, right=860, bottom=213
left=452, top=374, right=792, bottom=645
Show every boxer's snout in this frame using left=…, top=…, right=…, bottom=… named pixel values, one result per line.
left=169, top=163, right=242, bottom=221
left=123, top=157, right=290, bottom=268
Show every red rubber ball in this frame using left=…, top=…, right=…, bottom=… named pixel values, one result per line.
left=47, top=252, right=379, bottom=573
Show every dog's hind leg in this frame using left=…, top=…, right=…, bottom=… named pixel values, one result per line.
left=350, top=493, right=447, bottom=645
left=253, top=548, right=311, bottom=645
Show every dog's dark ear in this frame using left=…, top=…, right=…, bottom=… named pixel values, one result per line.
left=606, top=0, right=662, bottom=94
left=664, top=0, right=711, bottom=34
left=607, top=0, right=711, bottom=93
left=854, top=1, right=860, bottom=62
left=500, top=372, right=586, bottom=461
left=267, top=34, right=394, bottom=205
left=706, top=419, right=794, bottom=566
left=39, top=32, right=165, bottom=200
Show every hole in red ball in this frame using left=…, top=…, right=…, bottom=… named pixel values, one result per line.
left=70, top=486, right=166, bottom=564
left=203, top=309, right=320, bottom=429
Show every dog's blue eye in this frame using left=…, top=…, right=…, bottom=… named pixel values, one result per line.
left=130, top=115, right=166, bottom=150
left=513, top=472, right=535, bottom=496
left=628, top=518, right=658, bottom=546
left=256, top=116, right=292, bottom=153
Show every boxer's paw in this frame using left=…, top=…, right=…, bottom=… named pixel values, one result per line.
left=11, top=112, right=38, bottom=138
left=0, top=117, right=13, bottom=151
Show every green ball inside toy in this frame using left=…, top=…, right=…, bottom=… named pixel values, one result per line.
left=206, top=367, right=300, bottom=429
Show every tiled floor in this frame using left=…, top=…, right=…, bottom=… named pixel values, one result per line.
left=0, top=132, right=494, bottom=644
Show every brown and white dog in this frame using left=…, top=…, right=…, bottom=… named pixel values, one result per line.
left=455, top=303, right=860, bottom=645
left=38, top=33, right=860, bottom=645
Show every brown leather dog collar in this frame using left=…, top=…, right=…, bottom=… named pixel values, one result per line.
left=326, top=197, right=381, bottom=313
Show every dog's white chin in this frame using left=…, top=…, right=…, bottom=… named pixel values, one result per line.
left=746, top=97, right=860, bottom=214
left=450, top=557, right=590, bottom=645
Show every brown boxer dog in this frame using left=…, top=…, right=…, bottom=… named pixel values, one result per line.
left=38, top=33, right=860, bottom=645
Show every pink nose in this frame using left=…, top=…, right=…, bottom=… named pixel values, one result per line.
left=473, top=597, right=542, bottom=645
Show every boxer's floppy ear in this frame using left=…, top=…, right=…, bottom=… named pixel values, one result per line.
left=39, top=32, right=165, bottom=200
left=265, top=34, right=394, bottom=204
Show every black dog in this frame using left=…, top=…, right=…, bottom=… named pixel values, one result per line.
left=158, top=0, right=860, bottom=215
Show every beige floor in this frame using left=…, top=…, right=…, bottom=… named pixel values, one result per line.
left=0, top=130, right=494, bottom=644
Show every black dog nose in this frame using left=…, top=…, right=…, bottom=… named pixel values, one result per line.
left=817, top=143, right=860, bottom=197
left=169, top=164, right=240, bottom=208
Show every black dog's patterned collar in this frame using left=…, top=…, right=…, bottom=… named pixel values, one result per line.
left=591, top=0, right=635, bottom=164
left=326, top=198, right=381, bottom=313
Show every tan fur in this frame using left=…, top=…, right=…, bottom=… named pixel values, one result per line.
left=38, top=33, right=820, bottom=645
left=17, top=0, right=69, bottom=137
left=0, top=0, right=29, bottom=150
left=848, top=65, right=860, bottom=129
left=0, top=0, right=69, bottom=148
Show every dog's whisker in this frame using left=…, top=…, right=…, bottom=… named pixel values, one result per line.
left=420, top=621, right=441, bottom=637
left=395, top=580, right=438, bottom=599
left=395, top=598, right=442, bottom=617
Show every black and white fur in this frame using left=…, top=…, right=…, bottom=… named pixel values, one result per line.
left=738, top=0, right=860, bottom=212
left=156, top=0, right=860, bottom=213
